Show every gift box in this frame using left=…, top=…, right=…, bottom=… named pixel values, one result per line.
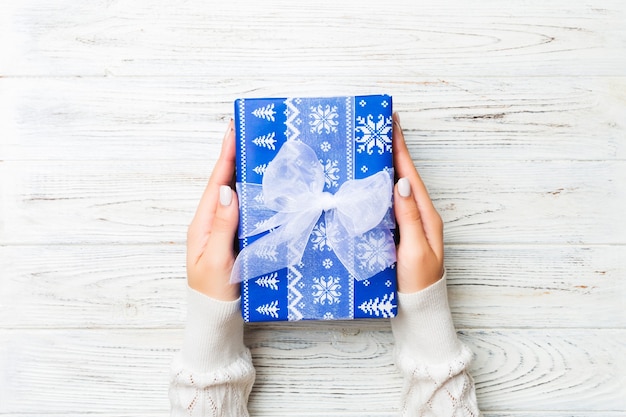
left=233, top=95, right=397, bottom=322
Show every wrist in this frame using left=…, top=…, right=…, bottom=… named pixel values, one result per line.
left=391, top=271, right=462, bottom=364
left=180, top=286, right=246, bottom=373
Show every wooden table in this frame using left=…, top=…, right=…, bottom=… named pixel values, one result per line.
left=1, top=0, right=624, bottom=415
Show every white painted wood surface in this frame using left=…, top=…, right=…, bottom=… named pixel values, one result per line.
left=1, top=0, right=624, bottom=415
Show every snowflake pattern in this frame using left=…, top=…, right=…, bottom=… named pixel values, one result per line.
left=321, top=159, right=340, bottom=188
left=310, top=222, right=331, bottom=251
left=356, top=229, right=395, bottom=272
left=241, top=95, right=397, bottom=322
left=311, top=276, right=342, bottom=305
left=355, top=114, right=393, bottom=155
left=309, top=104, right=339, bottom=134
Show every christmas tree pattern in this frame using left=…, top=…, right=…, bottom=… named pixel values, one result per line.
left=255, top=272, right=279, bottom=290
left=253, top=164, right=267, bottom=175
left=358, top=293, right=396, bottom=318
left=256, top=300, right=280, bottom=318
left=252, top=104, right=276, bottom=122
left=252, top=132, right=277, bottom=150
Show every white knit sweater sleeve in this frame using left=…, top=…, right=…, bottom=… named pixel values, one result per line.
left=390, top=273, right=481, bottom=416
left=169, top=287, right=255, bottom=417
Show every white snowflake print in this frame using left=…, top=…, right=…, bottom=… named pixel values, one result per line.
left=311, top=276, right=342, bottom=305
left=361, top=165, right=368, bottom=173
left=310, top=222, right=331, bottom=251
left=356, top=229, right=395, bottom=272
left=309, top=104, right=339, bottom=134
left=320, top=141, right=331, bottom=152
left=355, top=114, right=393, bottom=155
left=359, top=99, right=367, bottom=107
left=381, top=100, right=389, bottom=108
left=322, top=258, right=333, bottom=269
left=321, top=159, right=340, bottom=188
left=363, top=280, right=370, bottom=287
left=323, top=312, right=334, bottom=320
left=385, top=280, right=392, bottom=287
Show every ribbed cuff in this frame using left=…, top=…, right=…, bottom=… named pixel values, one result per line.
left=180, top=287, right=246, bottom=373
left=390, top=272, right=462, bottom=364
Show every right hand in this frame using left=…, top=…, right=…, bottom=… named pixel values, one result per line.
left=392, top=112, right=445, bottom=293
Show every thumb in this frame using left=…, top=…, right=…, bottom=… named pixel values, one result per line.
left=207, top=185, right=240, bottom=266
left=394, top=178, right=429, bottom=249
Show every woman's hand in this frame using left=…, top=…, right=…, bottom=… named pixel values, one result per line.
left=186, top=119, right=240, bottom=301
left=392, top=113, right=445, bottom=293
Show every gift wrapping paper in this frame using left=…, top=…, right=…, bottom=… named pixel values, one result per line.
left=234, top=95, right=397, bottom=322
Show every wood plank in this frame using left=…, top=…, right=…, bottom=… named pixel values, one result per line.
left=0, top=328, right=623, bottom=413
left=0, top=245, right=623, bottom=330
left=1, top=160, right=624, bottom=245
left=0, top=410, right=624, bottom=417
left=1, top=0, right=624, bottom=77
left=1, top=76, right=625, bottom=161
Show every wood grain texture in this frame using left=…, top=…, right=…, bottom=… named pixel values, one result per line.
left=1, top=76, right=625, bottom=161
left=0, top=329, right=623, bottom=414
left=1, top=0, right=625, bottom=77
left=1, top=0, right=624, bottom=414
left=1, top=160, right=624, bottom=245
left=0, top=245, right=623, bottom=329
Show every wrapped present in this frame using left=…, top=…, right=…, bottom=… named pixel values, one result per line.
left=233, top=95, right=397, bottom=322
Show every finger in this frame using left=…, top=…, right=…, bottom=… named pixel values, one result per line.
left=193, top=119, right=236, bottom=222
left=392, top=113, right=433, bottom=208
left=394, top=178, right=431, bottom=251
left=392, top=113, right=444, bottom=259
left=189, top=186, right=241, bottom=301
left=188, top=120, right=236, bottom=245
left=207, top=185, right=240, bottom=264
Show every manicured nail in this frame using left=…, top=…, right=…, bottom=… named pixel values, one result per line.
left=223, top=119, right=234, bottom=142
left=393, top=112, right=402, bottom=129
left=398, top=177, right=411, bottom=197
left=219, top=185, right=233, bottom=206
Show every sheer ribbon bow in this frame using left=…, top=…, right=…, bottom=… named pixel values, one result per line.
left=231, top=140, right=395, bottom=284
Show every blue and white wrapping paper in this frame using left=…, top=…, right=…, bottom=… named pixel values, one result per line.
left=234, top=95, right=397, bottom=322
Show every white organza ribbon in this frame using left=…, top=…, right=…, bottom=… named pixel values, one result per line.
left=231, top=140, right=395, bottom=284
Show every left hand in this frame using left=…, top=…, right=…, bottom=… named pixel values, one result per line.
left=186, top=119, right=241, bottom=301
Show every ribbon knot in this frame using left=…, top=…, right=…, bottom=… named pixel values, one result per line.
left=231, top=140, right=396, bottom=284
left=318, top=192, right=337, bottom=212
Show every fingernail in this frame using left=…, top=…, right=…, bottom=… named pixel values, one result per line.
left=393, top=112, right=401, bottom=127
left=398, top=177, right=411, bottom=197
left=223, top=119, right=234, bottom=142
left=219, top=185, right=233, bottom=206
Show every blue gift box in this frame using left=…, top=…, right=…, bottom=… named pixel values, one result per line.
left=234, top=95, right=397, bottom=322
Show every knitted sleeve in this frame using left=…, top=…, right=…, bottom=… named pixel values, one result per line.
left=390, top=273, right=481, bottom=416
left=169, top=287, right=255, bottom=417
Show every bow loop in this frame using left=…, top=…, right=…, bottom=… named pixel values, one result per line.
left=231, top=141, right=395, bottom=284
